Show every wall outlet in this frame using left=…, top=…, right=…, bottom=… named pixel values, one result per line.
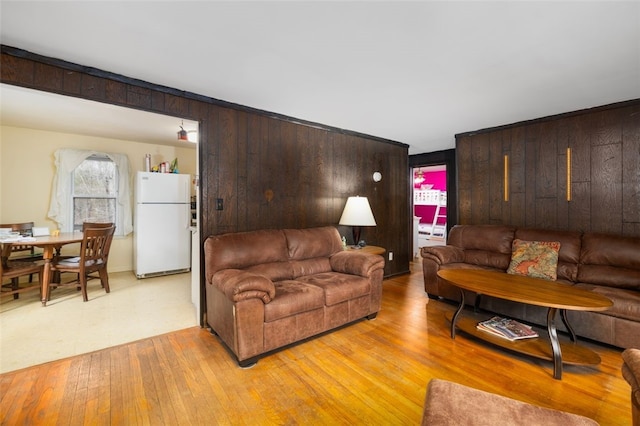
left=388, top=251, right=393, bottom=261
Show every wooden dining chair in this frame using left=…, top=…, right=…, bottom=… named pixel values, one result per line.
left=47, top=225, right=116, bottom=302
left=0, top=222, right=43, bottom=283
left=81, top=222, right=115, bottom=283
left=1, top=255, right=43, bottom=300
left=1, top=222, right=44, bottom=299
left=54, top=222, right=115, bottom=282
left=0, top=222, right=44, bottom=255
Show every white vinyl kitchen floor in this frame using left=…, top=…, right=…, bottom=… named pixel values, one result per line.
left=0, top=271, right=198, bottom=374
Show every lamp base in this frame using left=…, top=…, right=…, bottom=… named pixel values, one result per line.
left=352, top=226, right=362, bottom=246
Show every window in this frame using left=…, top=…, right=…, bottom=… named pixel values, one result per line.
left=48, top=148, right=132, bottom=236
left=71, top=155, right=118, bottom=231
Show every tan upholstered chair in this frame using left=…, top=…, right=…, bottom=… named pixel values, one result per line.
left=622, top=348, right=640, bottom=426
left=47, top=225, right=115, bottom=302
left=421, top=379, right=598, bottom=426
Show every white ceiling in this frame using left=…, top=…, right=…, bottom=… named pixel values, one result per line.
left=1, top=1, right=639, bottom=155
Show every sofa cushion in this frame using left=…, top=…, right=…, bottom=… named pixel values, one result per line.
left=204, top=229, right=288, bottom=280
left=578, top=233, right=640, bottom=290
left=449, top=225, right=515, bottom=254
left=448, top=225, right=515, bottom=270
left=284, top=226, right=343, bottom=260
left=246, top=262, right=294, bottom=281
left=507, top=239, right=561, bottom=281
left=296, top=272, right=371, bottom=306
left=264, top=280, right=325, bottom=322
left=515, top=228, right=581, bottom=281
left=575, top=283, right=640, bottom=322
left=289, top=258, right=333, bottom=279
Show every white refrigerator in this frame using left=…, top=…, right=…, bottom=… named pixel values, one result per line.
left=134, top=171, right=192, bottom=278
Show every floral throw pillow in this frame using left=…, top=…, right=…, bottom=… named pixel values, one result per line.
left=507, top=239, right=561, bottom=281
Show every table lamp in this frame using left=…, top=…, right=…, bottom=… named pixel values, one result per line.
left=339, top=196, right=377, bottom=245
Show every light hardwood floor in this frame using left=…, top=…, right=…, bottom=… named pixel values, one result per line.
left=0, top=262, right=631, bottom=425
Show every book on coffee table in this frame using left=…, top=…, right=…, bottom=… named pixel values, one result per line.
left=476, top=316, right=539, bottom=341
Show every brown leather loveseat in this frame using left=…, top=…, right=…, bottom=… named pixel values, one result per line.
left=204, top=226, right=385, bottom=367
left=421, top=225, right=640, bottom=349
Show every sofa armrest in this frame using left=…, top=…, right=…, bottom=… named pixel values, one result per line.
left=330, top=251, right=385, bottom=278
left=623, top=348, right=640, bottom=391
left=421, top=245, right=465, bottom=265
left=211, top=269, right=276, bottom=303
left=421, top=245, right=466, bottom=299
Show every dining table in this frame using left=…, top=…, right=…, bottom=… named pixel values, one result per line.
left=0, top=231, right=84, bottom=306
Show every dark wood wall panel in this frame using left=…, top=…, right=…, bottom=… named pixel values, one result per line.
left=456, top=137, right=473, bottom=223
left=488, top=130, right=503, bottom=223
left=509, top=128, right=526, bottom=227
left=622, top=104, right=640, bottom=235
left=456, top=99, right=640, bottom=237
left=591, top=143, right=623, bottom=235
left=217, top=107, right=239, bottom=233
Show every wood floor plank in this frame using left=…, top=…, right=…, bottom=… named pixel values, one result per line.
left=0, top=368, right=39, bottom=424
left=0, top=262, right=632, bottom=425
left=69, top=347, right=92, bottom=425
left=84, top=350, right=111, bottom=425
left=54, top=357, right=85, bottom=425
left=108, top=345, right=126, bottom=425
left=143, top=337, right=182, bottom=425
left=26, top=358, right=71, bottom=425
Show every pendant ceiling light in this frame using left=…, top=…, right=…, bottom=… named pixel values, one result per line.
left=177, top=121, right=188, bottom=141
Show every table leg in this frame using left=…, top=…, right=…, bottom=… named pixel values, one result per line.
left=560, top=309, right=577, bottom=342
left=547, top=307, right=563, bottom=380
left=474, top=293, right=482, bottom=313
left=40, top=247, right=54, bottom=307
left=450, top=289, right=466, bottom=339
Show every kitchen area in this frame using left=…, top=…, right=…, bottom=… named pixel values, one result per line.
left=1, top=83, right=202, bottom=321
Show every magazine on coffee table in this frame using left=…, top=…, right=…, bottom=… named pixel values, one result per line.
left=476, top=316, right=539, bottom=341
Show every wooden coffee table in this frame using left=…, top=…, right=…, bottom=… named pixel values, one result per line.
left=437, top=269, right=613, bottom=379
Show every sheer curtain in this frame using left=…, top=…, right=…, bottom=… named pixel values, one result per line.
left=47, top=148, right=133, bottom=236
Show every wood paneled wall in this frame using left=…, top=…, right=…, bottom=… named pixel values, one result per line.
left=0, top=46, right=410, bottom=288
left=202, top=105, right=410, bottom=271
left=456, top=99, right=640, bottom=236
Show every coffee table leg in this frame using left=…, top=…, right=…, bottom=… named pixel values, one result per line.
left=473, top=294, right=482, bottom=313
left=547, top=307, right=563, bottom=380
left=451, top=289, right=465, bottom=339
left=560, top=309, right=577, bottom=342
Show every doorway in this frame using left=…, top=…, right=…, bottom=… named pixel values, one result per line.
left=408, top=148, right=456, bottom=258
left=412, top=165, right=447, bottom=256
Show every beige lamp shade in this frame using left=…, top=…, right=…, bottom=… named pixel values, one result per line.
left=339, top=196, right=376, bottom=226
left=339, top=196, right=376, bottom=245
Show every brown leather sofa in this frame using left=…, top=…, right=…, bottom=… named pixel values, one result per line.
left=421, top=225, right=640, bottom=349
left=204, top=226, right=385, bottom=367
